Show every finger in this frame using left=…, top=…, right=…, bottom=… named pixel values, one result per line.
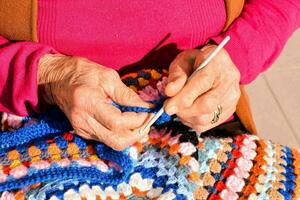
left=165, top=46, right=228, bottom=114
left=165, top=50, right=199, bottom=97
left=86, top=117, right=145, bottom=151
left=92, top=103, right=153, bottom=131
left=108, top=129, right=148, bottom=151
left=80, top=88, right=152, bottom=130
left=177, top=78, right=236, bottom=118
left=191, top=105, right=237, bottom=133
left=78, top=114, right=148, bottom=151
left=99, top=70, right=152, bottom=108
left=178, top=83, right=240, bottom=126
left=164, top=66, right=214, bottom=115
left=74, top=129, right=99, bottom=141
left=108, top=114, right=155, bottom=150
left=71, top=112, right=113, bottom=142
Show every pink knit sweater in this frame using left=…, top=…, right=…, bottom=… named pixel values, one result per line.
left=0, top=0, right=300, bottom=116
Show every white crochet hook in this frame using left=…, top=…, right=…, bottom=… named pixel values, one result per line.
left=139, top=36, right=230, bottom=134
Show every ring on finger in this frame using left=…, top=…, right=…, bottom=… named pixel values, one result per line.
left=211, top=105, right=222, bottom=124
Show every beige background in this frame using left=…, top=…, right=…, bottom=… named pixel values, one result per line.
left=246, top=29, right=300, bottom=148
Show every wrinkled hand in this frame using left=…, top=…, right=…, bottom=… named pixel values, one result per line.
left=38, top=54, right=152, bottom=150
left=164, top=45, right=241, bottom=133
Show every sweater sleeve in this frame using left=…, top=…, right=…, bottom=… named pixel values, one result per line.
left=0, top=35, right=56, bottom=116
left=211, top=0, right=300, bottom=84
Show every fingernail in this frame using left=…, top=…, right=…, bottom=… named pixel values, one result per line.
left=165, top=105, right=177, bottom=115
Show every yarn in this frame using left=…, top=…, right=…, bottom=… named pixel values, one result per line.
left=0, top=68, right=299, bottom=200
left=111, top=100, right=172, bottom=125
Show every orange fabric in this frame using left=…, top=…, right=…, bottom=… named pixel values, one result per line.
left=223, top=1, right=257, bottom=135
left=223, top=0, right=245, bottom=31
left=0, top=0, right=37, bottom=41
left=236, top=86, right=258, bottom=134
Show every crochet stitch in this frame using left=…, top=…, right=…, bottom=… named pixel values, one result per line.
left=0, top=68, right=299, bottom=200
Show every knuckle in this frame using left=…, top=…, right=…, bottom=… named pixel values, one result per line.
left=72, top=57, right=89, bottom=70
left=194, top=115, right=209, bottom=125
left=181, top=97, right=192, bottom=108
left=176, top=51, right=188, bottom=59
left=209, top=92, right=220, bottom=103
left=99, top=70, right=120, bottom=89
left=184, top=49, right=198, bottom=57
left=111, top=120, right=122, bottom=130
left=194, top=78, right=212, bottom=94
left=101, top=69, right=119, bottom=81
left=202, top=100, right=216, bottom=113
left=69, top=112, right=84, bottom=130
left=173, top=49, right=196, bottom=62
left=71, top=87, right=86, bottom=107
left=200, top=76, right=213, bottom=87
left=122, top=87, right=136, bottom=99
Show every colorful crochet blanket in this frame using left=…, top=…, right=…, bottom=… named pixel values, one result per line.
left=0, top=68, right=299, bottom=200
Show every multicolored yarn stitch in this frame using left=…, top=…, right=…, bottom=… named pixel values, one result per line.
left=0, top=68, right=299, bottom=200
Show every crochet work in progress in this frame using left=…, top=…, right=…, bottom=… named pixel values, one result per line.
left=0, top=68, right=299, bottom=200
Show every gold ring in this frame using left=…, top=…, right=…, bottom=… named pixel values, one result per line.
left=211, top=105, right=222, bottom=124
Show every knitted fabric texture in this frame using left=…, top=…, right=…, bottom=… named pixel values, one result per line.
left=0, top=68, right=299, bottom=200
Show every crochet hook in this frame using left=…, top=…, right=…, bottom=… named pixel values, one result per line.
left=139, top=36, right=231, bottom=134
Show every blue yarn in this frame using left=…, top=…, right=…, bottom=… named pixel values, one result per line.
left=0, top=141, right=134, bottom=191
left=0, top=165, right=123, bottom=192
left=138, top=167, right=158, bottom=179
left=220, top=162, right=228, bottom=169
left=0, top=109, right=71, bottom=152
left=0, top=101, right=175, bottom=195
left=174, top=194, right=186, bottom=200
left=55, top=136, right=69, bottom=149
left=226, top=152, right=233, bottom=160
left=0, top=100, right=172, bottom=153
left=278, top=147, right=295, bottom=200
left=153, top=176, right=168, bottom=188
left=0, top=135, right=134, bottom=192
left=111, top=101, right=172, bottom=125
left=73, top=136, right=87, bottom=150
left=47, top=191, right=64, bottom=200
left=162, top=183, right=178, bottom=193
left=28, top=180, right=75, bottom=200
left=207, top=186, right=217, bottom=194
left=213, top=173, right=222, bottom=181
left=230, top=143, right=237, bottom=149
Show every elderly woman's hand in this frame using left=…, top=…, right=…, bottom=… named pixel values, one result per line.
left=38, top=54, right=152, bottom=150
left=164, top=45, right=241, bottom=133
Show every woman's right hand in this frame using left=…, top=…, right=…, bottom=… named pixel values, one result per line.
left=38, top=54, right=153, bottom=151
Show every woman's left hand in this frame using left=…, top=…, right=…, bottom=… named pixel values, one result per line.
left=164, top=45, right=241, bottom=133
